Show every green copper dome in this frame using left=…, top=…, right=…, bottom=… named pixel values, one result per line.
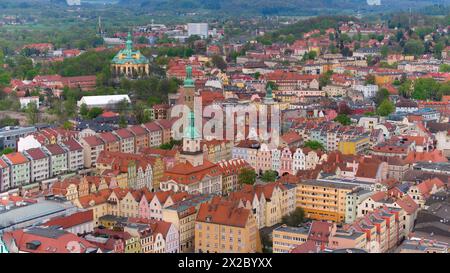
left=111, top=32, right=149, bottom=65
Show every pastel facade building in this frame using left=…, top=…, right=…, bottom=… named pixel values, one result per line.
left=113, top=128, right=135, bottom=154
left=0, top=159, right=11, bottom=192
left=98, top=132, right=121, bottom=152
left=62, top=139, right=84, bottom=171
left=272, top=225, right=309, bottom=253
left=81, top=135, right=104, bottom=168
left=2, top=152, right=31, bottom=188
left=143, top=122, right=163, bottom=148
left=162, top=194, right=214, bottom=253
left=194, top=198, right=259, bottom=253
left=42, top=144, right=68, bottom=177
left=128, top=125, right=149, bottom=153
left=296, top=179, right=356, bottom=223
left=23, top=148, right=50, bottom=183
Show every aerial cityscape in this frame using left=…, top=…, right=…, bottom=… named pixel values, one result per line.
left=0, top=0, right=449, bottom=258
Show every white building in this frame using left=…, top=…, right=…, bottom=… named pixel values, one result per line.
left=353, top=84, right=379, bottom=99
left=17, top=135, right=42, bottom=152
left=77, top=95, right=131, bottom=109
left=19, top=97, right=39, bottom=109
left=187, top=23, right=209, bottom=39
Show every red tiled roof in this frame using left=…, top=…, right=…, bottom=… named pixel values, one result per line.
left=2, top=228, right=96, bottom=253
left=196, top=200, right=251, bottom=228
left=98, top=132, right=120, bottom=144
left=42, top=210, right=93, bottom=229
left=83, top=135, right=104, bottom=147
left=45, top=144, right=66, bottom=155
left=114, top=128, right=134, bottom=139
left=4, top=152, right=29, bottom=165
left=25, top=148, right=48, bottom=160
left=128, top=125, right=148, bottom=136
left=62, top=139, right=83, bottom=151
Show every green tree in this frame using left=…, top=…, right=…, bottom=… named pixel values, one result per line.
left=25, top=101, right=39, bottom=125
left=62, top=121, right=73, bottom=130
left=403, top=40, right=425, bottom=56
left=439, top=64, right=450, bottom=73
left=365, top=75, right=376, bottom=85
left=303, top=140, right=324, bottom=151
left=281, top=207, right=305, bottom=226
left=79, top=103, right=89, bottom=119
left=87, top=107, right=103, bottom=119
left=238, top=168, right=257, bottom=185
left=381, top=46, right=389, bottom=58
left=412, top=78, right=441, bottom=100
left=334, top=114, right=351, bottom=126
left=0, top=147, right=14, bottom=155
left=319, top=70, right=333, bottom=88
left=118, top=115, right=127, bottom=128
left=377, top=99, right=395, bottom=117
left=261, top=170, right=277, bottom=183
left=374, top=88, right=390, bottom=107
left=211, top=55, right=227, bottom=71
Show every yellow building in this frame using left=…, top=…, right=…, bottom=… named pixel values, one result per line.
left=296, top=179, right=356, bottom=223
left=272, top=225, right=309, bottom=253
left=73, top=189, right=111, bottom=226
left=162, top=194, right=214, bottom=253
left=194, top=200, right=260, bottom=253
left=338, top=136, right=370, bottom=155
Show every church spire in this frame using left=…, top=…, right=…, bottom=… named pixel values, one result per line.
left=184, top=65, right=194, bottom=87
left=184, top=111, right=201, bottom=140
left=266, top=84, right=273, bottom=100
left=126, top=32, right=133, bottom=51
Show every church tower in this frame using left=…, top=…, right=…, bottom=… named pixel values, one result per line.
left=180, top=111, right=204, bottom=167
left=182, top=65, right=196, bottom=111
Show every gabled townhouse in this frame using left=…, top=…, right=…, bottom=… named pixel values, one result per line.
left=98, top=132, right=121, bottom=152
left=113, top=128, right=135, bottom=154
left=231, top=140, right=260, bottom=170
left=138, top=190, right=178, bottom=220
left=357, top=191, right=419, bottom=238
left=124, top=219, right=178, bottom=253
left=217, top=159, right=250, bottom=194
left=61, top=139, right=84, bottom=171
left=96, top=151, right=157, bottom=191
left=407, top=178, right=446, bottom=208
left=143, top=121, right=163, bottom=148
left=1, top=152, right=31, bottom=189
left=162, top=194, right=214, bottom=253
left=42, top=144, right=68, bottom=177
left=23, top=148, right=50, bottom=183
left=229, top=188, right=266, bottom=229
left=194, top=198, right=259, bottom=253
left=80, top=135, right=104, bottom=168
left=73, top=189, right=112, bottom=226
left=128, top=125, right=149, bottom=153
left=51, top=177, right=81, bottom=201
left=201, top=139, right=233, bottom=163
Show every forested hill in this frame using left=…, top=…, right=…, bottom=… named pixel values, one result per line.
left=117, top=0, right=447, bottom=15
